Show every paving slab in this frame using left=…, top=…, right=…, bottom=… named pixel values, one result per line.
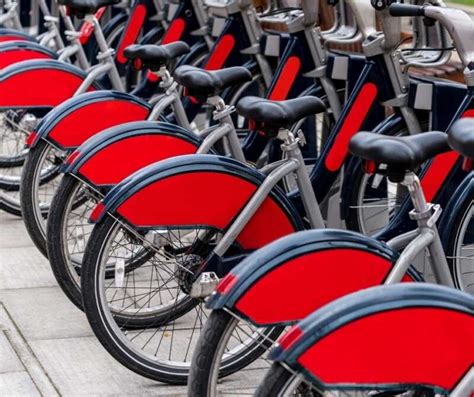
left=29, top=337, right=187, bottom=396
left=0, top=332, right=24, bottom=374
left=0, top=372, right=41, bottom=396
left=0, top=287, right=93, bottom=340
left=0, top=211, right=264, bottom=395
left=0, top=247, right=56, bottom=290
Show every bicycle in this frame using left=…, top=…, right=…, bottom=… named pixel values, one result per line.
left=256, top=283, right=473, bottom=396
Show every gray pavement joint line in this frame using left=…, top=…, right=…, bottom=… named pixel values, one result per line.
left=0, top=303, right=60, bottom=397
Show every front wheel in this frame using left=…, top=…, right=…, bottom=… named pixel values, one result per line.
left=444, top=190, right=474, bottom=294
left=256, top=363, right=321, bottom=397
left=20, top=140, right=65, bottom=257
left=188, top=309, right=284, bottom=396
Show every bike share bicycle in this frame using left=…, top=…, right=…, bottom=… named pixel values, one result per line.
left=0, top=0, right=173, bottom=214
left=188, top=2, right=474, bottom=394
left=73, top=0, right=453, bottom=384
left=40, top=0, right=354, bottom=310
left=254, top=115, right=474, bottom=396
left=13, top=0, right=285, bottom=256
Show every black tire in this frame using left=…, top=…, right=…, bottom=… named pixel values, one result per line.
left=0, top=192, right=22, bottom=216
left=345, top=119, right=429, bottom=236
left=443, top=190, right=474, bottom=293
left=188, top=309, right=284, bottom=396
left=47, top=174, right=97, bottom=310
left=255, top=363, right=309, bottom=397
left=20, top=140, right=63, bottom=257
left=81, top=214, right=202, bottom=383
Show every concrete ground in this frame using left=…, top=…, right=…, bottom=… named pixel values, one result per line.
left=0, top=211, right=191, bottom=396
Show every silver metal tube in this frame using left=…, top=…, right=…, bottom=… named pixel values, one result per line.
left=196, top=124, right=231, bottom=154
left=147, top=94, right=176, bottom=121
left=385, top=230, right=433, bottom=284
left=426, top=227, right=455, bottom=287
left=213, top=159, right=300, bottom=257
left=386, top=229, right=419, bottom=251
left=89, top=16, right=124, bottom=91
left=291, top=143, right=325, bottom=229
left=170, top=92, right=192, bottom=130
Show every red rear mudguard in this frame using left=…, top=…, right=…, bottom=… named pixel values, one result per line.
left=0, top=59, right=100, bottom=110
left=93, top=154, right=304, bottom=251
left=64, top=121, right=203, bottom=187
left=208, top=229, right=418, bottom=326
left=271, top=284, right=473, bottom=395
left=0, top=41, right=56, bottom=69
left=0, top=28, right=35, bottom=43
left=27, top=91, right=152, bottom=150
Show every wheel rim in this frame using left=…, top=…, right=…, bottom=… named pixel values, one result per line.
left=453, top=201, right=474, bottom=293
left=30, top=144, right=66, bottom=237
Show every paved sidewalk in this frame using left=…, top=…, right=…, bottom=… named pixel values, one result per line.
left=0, top=211, right=188, bottom=396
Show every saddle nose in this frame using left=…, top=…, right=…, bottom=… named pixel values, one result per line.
left=349, top=131, right=450, bottom=181
left=448, top=118, right=474, bottom=159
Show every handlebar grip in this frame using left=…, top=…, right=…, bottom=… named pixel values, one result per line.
left=389, top=3, right=425, bottom=17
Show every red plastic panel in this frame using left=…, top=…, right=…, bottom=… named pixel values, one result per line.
left=161, top=17, right=186, bottom=45
left=204, top=34, right=235, bottom=71
left=0, top=49, right=52, bottom=68
left=420, top=110, right=473, bottom=201
left=235, top=249, right=411, bottom=325
left=325, top=83, right=378, bottom=172
left=0, top=68, right=88, bottom=107
left=79, top=7, right=106, bottom=45
left=78, top=134, right=198, bottom=185
left=116, top=172, right=296, bottom=249
left=116, top=4, right=147, bottom=64
left=0, top=35, right=28, bottom=43
left=298, top=307, right=474, bottom=392
left=47, top=100, right=149, bottom=148
left=268, top=56, right=301, bottom=101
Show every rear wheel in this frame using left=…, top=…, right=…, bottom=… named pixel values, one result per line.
left=20, top=140, right=65, bottom=257
left=47, top=175, right=101, bottom=309
left=188, top=309, right=284, bottom=396
left=81, top=214, right=251, bottom=383
left=444, top=191, right=474, bottom=294
left=256, top=363, right=435, bottom=396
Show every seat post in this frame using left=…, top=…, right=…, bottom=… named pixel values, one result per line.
left=207, top=95, right=246, bottom=163
left=401, top=172, right=429, bottom=215
left=401, top=171, right=455, bottom=288
left=86, top=13, right=124, bottom=91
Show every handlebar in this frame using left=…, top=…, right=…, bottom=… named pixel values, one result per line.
left=389, top=3, right=425, bottom=17
left=389, top=3, right=474, bottom=68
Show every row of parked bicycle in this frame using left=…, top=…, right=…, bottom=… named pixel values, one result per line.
left=0, top=0, right=473, bottom=394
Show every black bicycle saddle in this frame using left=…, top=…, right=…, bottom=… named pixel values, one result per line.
left=349, top=131, right=450, bottom=181
left=173, top=66, right=252, bottom=102
left=58, top=0, right=120, bottom=17
left=236, top=96, right=326, bottom=137
left=448, top=118, right=474, bottom=159
left=124, top=42, right=190, bottom=71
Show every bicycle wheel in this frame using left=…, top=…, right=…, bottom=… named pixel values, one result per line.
left=47, top=174, right=101, bottom=309
left=20, top=140, right=66, bottom=257
left=0, top=109, right=37, bottom=167
left=81, top=213, right=252, bottom=383
left=188, top=309, right=284, bottom=396
left=444, top=190, right=474, bottom=294
left=256, top=363, right=436, bottom=397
